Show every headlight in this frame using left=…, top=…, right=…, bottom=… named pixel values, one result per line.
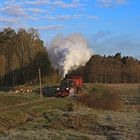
left=57, top=88, right=60, bottom=90
left=66, top=88, right=69, bottom=90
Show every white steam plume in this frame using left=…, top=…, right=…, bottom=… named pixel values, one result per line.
left=48, top=33, right=93, bottom=79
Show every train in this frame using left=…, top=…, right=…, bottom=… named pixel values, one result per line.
left=56, top=76, right=83, bottom=97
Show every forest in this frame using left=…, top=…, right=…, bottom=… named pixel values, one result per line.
left=0, top=28, right=140, bottom=87
left=71, top=54, right=140, bottom=83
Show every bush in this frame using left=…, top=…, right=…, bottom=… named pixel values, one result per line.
left=77, top=92, right=123, bottom=111
left=66, top=103, right=74, bottom=112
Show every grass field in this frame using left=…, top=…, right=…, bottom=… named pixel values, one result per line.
left=0, top=83, right=140, bottom=140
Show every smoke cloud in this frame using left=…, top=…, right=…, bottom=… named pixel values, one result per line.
left=48, top=33, right=92, bottom=78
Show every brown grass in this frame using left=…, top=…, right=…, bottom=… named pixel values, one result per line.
left=77, top=93, right=123, bottom=111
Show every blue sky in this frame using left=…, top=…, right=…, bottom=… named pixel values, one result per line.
left=0, top=0, right=140, bottom=59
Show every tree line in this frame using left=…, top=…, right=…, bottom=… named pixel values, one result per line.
left=70, top=53, right=140, bottom=83
left=0, top=27, right=52, bottom=87
left=0, top=28, right=140, bottom=87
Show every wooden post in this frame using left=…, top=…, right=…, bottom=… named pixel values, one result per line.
left=123, top=65, right=125, bottom=84
left=38, top=69, right=43, bottom=97
left=57, top=69, right=59, bottom=83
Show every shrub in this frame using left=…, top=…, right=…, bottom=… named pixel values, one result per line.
left=66, top=103, right=74, bottom=112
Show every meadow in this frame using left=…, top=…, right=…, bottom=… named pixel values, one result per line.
left=0, top=83, right=139, bottom=140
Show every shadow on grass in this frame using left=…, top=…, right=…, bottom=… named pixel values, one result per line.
left=34, top=85, right=58, bottom=97
left=0, top=87, right=14, bottom=92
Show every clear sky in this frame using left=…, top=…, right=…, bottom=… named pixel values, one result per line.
left=0, top=0, right=140, bottom=59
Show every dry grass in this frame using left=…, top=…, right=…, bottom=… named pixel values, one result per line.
left=0, top=93, right=72, bottom=132
left=78, top=84, right=124, bottom=111
left=0, top=83, right=139, bottom=140
left=78, top=92, right=123, bottom=111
